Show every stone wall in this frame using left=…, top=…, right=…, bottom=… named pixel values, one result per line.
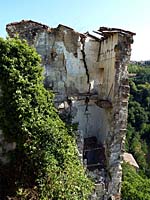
left=105, top=31, right=133, bottom=199
left=5, top=20, right=135, bottom=200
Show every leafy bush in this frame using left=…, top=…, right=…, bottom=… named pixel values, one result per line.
left=0, top=37, right=93, bottom=199
left=122, top=163, right=150, bottom=200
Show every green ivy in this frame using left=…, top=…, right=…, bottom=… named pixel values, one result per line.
left=0, top=37, right=93, bottom=199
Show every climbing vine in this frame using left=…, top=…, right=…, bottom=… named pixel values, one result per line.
left=0, top=37, right=93, bottom=199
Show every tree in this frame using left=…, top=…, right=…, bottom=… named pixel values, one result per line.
left=128, top=100, right=148, bottom=130
left=0, top=37, right=93, bottom=199
left=122, top=163, right=150, bottom=200
left=126, top=65, right=150, bottom=176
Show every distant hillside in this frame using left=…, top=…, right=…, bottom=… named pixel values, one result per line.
left=130, top=60, right=150, bottom=66
left=121, top=63, right=150, bottom=199
left=127, top=63, right=150, bottom=176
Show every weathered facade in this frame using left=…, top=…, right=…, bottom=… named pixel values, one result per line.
left=3, top=20, right=135, bottom=199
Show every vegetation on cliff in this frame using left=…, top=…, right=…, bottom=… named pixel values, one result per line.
left=0, top=37, right=93, bottom=200
left=122, top=163, right=150, bottom=200
left=122, top=63, right=150, bottom=199
left=126, top=64, right=150, bottom=176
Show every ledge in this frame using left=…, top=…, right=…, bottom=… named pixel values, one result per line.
left=95, top=99, right=112, bottom=108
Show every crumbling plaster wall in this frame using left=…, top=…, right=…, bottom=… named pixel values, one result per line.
left=6, top=21, right=112, bottom=143
left=5, top=20, right=135, bottom=200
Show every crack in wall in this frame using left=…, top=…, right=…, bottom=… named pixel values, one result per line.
left=80, top=37, right=90, bottom=84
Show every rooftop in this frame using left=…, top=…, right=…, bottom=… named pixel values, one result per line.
left=123, top=152, right=139, bottom=169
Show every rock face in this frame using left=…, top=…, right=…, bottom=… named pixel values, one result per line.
left=3, top=20, right=135, bottom=200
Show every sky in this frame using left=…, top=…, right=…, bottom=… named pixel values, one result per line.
left=0, top=0, right=150, bottom=61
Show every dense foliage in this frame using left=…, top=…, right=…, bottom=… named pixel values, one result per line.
left=0, top=37, right=93, bottom=199
left=122, top=64, right=150, bottom=199
left=122, top=163, right=150, bottom=200
left=126, top=64, right=150, bottom=176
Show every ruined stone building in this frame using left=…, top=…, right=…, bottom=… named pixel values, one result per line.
left=2, top=20, right=135, bottom=200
